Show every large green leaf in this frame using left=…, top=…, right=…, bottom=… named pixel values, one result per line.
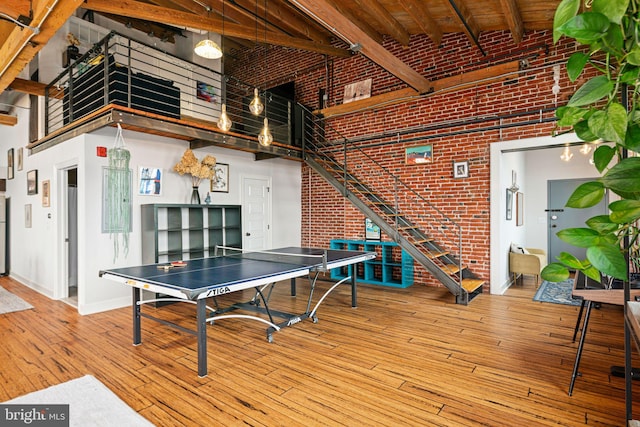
left=553, top=0, right=581, bottom=43
left=629, top=46, right=640, bottom=66
left=620, top=66, right=640, bottom=84
left=566, top=52, right=589, bottom=82
left=558, top=12, right=611, bottom=43
left=566, top=181, right=605, bottom=208
left=624, top=124, right=640, bottom=152
left=587, top=102, right=628, bottom=143
left=556, top=251, right=584, bottom=269
left=556, top=106, right=591, bottom=126
left=567, top=75, right=614, bottom=107
left=541, top=263, right=570, bottom=282
left=587, top=244, right=628, bottom=279
left=592, top=0, right=629, bottom=25
left=557, top=227, right=606, bottom=247
left=609, top=199, right=640, bottom=223
left=593, top=145, right=616, bottom=173
left=573, top=119, right=599, bottom=141
left=586, top=214, right=619, bottom=233
left=601, top=157, right=640, bottom=195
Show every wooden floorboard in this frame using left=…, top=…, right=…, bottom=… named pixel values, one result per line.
left=1, top=275, right=640, bottom=426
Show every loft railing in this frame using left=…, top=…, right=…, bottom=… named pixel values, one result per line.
left=299, top=105, right=464, bottom=286
left=44, top=31, right=291, bottom=144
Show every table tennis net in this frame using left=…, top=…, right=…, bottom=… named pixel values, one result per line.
left=214, top=246, right=327, bottom=269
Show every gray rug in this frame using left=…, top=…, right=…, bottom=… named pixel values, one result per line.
left=2, top=375, right=153, bottom=426
left=533, top=279, right=582, bottom=306
left=0, top=285, right=33, bottom=314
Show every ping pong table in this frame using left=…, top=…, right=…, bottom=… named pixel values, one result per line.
left=99, top=246, right=376, bottom=376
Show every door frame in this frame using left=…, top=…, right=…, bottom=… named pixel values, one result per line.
left=240, top=174, right=272, bottom=250
left=54, top=160, right=78, bottom=300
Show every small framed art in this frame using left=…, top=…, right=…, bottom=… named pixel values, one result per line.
left=405, top=145, right=433, bottom=165
left=453, top=160, right=469, bottom=179
left=365, top=218, right=381, bottom=240
left=42, top=180, right=51, bottom=207
left=210, top=163, right=229, bottom=193
left=27, top=170, right=38, bottom=195
left=7, top=148, right=13, bottom=180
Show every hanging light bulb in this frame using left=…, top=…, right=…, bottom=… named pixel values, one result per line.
left=560, top=146, right=573, bottom=162
left=258, top=117, right=273, bottom=146
left=249, top=88, right=264, bottom=115
left=217, top=104, right=232, bottom=131
left=194, top=8, right=223, bottom=59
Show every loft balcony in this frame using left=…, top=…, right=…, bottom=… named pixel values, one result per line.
left=31, top=31, right=302, bottom=160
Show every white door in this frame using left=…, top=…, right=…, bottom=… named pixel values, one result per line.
left=242, top=177, right=271, bottom=250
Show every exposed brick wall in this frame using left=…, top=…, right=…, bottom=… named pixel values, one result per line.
left=228, top=30, right=587, bottom=290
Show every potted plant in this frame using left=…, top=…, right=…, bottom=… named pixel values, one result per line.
left=542, top=0, right=640, bottom=283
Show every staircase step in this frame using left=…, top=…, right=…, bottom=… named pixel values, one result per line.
left=441, top=264, right=465, bottom=274
left=427, top=251, right=448, bottom=259
left=398, top=225, right=419, bottom=230
left=461, top=279, right=484, bottom=293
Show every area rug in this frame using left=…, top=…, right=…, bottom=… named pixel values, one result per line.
left=2, top=375, right=153, bottom=426
left=533, top=279, right=582, bottom=306
left=0, top=285, right=33, bottom=314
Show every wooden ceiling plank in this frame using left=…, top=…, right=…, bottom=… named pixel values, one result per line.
left=0, top=0, right=83, bottom=93
left=289, top=0, right=432, bottom=93
left=399, top=0, right=442, bottom=46
left=498, top=0, right=524, bottom=44
left=351, top=0, right=410, bottom=46
left=0, top=114, right=18, bottom=126
left=322, top=1, right=384, bottom=45
left=82, top=0, right=350, bottom=57
left=316, top=60, right=521, bottom=118
left=443, top=0, right=483, bottom=53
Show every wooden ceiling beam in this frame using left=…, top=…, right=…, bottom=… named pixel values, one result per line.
left=399, top=0, right=442, bottom=47
left=289, top=0, right=432, bottom=93
left=83, top=0, right=350, bottom=57
left=351, top=0, right=410, bottom=46
left=0, top=114, right=18, bottom=126
left=316, top=60, right=521, bottom=118
left=0, top=0, right=83, bottom=94
left=498, top=0, right=524, bottom=44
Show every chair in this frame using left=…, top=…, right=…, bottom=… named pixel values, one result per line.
left=509, top=247, right=547, bottom=284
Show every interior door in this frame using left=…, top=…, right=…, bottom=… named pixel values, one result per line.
left=242, top=177, right=271, bottom=250
left=547, top=178, right=608, bottom=265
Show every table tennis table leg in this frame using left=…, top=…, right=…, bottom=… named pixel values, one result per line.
left=133, top=288, right=141, bottom=345
left=351, top=272, right=357, bottom=308
left=290, top=278, right=296, bottom=296
left=196, top=298, right=208, bottom=377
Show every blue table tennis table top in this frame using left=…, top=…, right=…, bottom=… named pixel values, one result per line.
left=100, top=246, right=376, bottom=300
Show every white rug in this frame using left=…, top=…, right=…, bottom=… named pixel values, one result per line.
left=0, top=285, right=33, bottom=314
left=3, top=375, right=154, bottom=426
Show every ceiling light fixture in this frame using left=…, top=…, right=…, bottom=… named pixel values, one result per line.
left=258, top=0, right=272, bottom=146
left=194, top=7, right=222, bottom=59
left=560, top=146, right=573, bottom=162
left=249, top=0, right=264, bottom=116
left=217, top=0, right=232, bottom=132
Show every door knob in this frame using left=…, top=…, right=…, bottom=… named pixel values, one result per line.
left=245, top=232, right=251, bottom=236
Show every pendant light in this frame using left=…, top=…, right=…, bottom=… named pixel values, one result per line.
left=257, top=0, right=272, bottom=146
left=195, top=8, right=222, bottom=59
left=249, top=0, right=264, bottom=116
left=216, top=0, right=232, bottom=132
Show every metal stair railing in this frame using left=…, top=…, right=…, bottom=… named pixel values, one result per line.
left=299, top=105, right=473, bottom=298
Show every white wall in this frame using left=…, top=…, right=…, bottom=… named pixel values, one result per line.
left=6, top=104, right=301, bottom=314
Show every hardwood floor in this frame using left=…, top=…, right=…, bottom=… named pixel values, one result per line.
left=1, top=275, right=639, bottom=426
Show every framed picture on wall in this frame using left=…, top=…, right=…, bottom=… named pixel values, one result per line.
left=25, top=204, right=32, bottom=228
left=210, top=163, right=229, bottom=193
left=365, top=218, right=381, bottom=240
left=42, top=180, right=51, bottom=207
left=27, top=169, right=37, bottom=195
left=17, top=147, right=23, bottom=171
left=453, top=160, right=469, bottom=178
left=405, top=145, right=433, bottom=165
left=138, top=167, right=162, bottom=196
left=7, top=148, right=14, bottom=180
left=506, top=189, right=513, bottom=220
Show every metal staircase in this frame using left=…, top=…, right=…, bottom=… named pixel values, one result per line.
left=298, top=106, right=484, bottom=304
